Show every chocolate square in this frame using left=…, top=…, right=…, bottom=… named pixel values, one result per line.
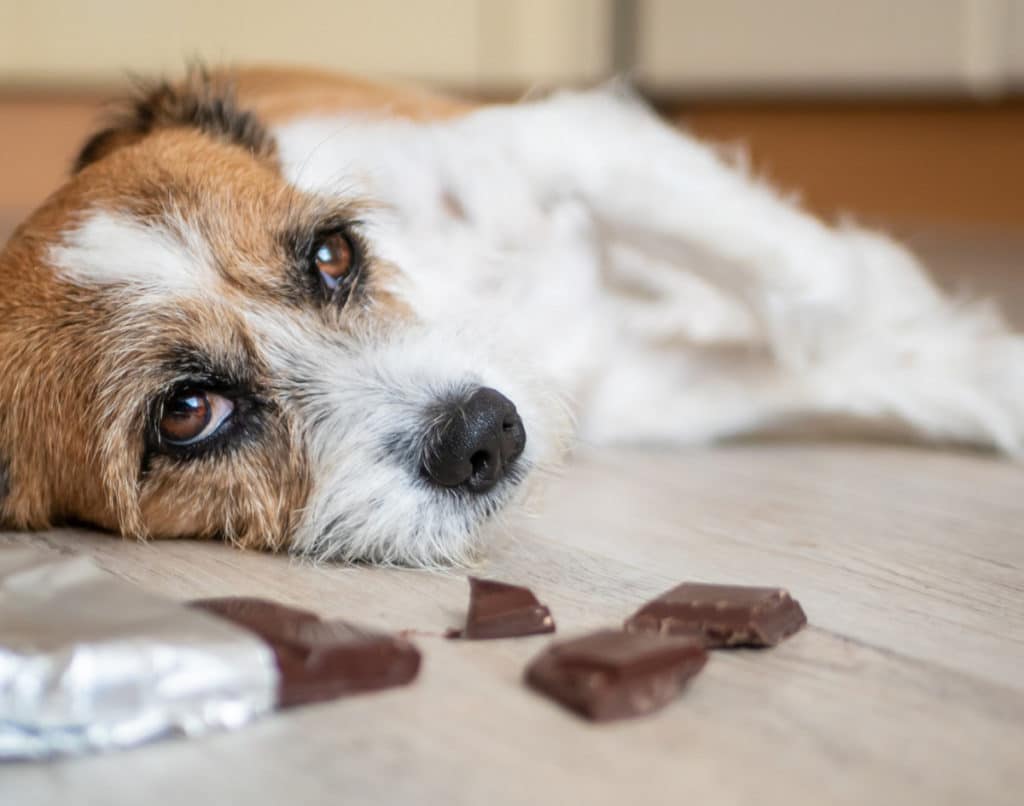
left=624, top=583, right=807, bottom=647
left=454, top=577, right=556, bottom=639
left=525, top=629, right=707, bottom=721
left=191, top=597, right=421, bottom=707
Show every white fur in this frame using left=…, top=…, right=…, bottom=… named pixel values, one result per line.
left=47, top=85, right=1024, bottom=566
left=275, top=87, right=1024, bottom=458
left=50, top=209, right=215, bottom=298
left=234, top=301, right=568, bottom=564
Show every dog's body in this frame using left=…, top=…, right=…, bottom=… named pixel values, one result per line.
left=1, top=66, right=1021, bottom=564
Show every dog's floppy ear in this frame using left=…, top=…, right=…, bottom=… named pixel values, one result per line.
left=73, top=67, right=277, bottom=173
left=74, top=125, right=146, bottom=172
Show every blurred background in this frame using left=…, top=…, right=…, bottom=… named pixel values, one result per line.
left=2, top=0, right=1022, bottom=316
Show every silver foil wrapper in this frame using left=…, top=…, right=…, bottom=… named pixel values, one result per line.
left=0, top=549, right=279, bottom=760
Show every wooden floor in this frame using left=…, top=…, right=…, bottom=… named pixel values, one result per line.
left=3, top=442, right=1023, bottom=806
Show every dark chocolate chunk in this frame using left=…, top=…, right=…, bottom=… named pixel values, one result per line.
left=525, top=629, right=707, bottom=721
left=191, top=597, right=421, bottom=707
left=264, top=620, right=422, bottom=707
left=457, top=576, right=555, bottom=640
left=190, top=597, right=320, bottom=635
left=624, top=583, right=807, bottom=647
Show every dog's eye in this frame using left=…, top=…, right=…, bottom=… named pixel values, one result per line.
left=159, top=390, right=235, bottom=446
left=312, top=231, right=354, bottom=290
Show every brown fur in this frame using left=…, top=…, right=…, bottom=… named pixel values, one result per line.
left=74, top=68, right=279, bottom=174
left=0, top=66, right=429, bottom=549
left=227, top=65, right=476, bottom=124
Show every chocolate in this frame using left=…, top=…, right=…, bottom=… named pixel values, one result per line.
left=191, top=597, right=421, bottom=707
left=525, top=629, right=707, bottom=721
left=624, top=583, right=807, bottom=647
left=455, top=576, right=555, bottom=639
left=190, top=596, right=319, bottom=634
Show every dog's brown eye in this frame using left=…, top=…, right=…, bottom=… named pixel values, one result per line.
left=159, top=390, right=234, bottom=446
left=313, top=232, right=354, bottom=290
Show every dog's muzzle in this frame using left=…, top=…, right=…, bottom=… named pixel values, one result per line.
left=421, top=387, right=526, bottom=493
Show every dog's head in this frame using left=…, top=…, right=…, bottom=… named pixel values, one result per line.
left=0, top=72, right=566, bottom=564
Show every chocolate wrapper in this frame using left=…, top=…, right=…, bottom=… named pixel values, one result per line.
left=0, top=549, right=278, bottom=760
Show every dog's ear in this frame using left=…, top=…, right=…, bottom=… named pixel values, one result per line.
left=73, top=125, right=146, bottom=172
left=73, top=67, right=277, bottom=173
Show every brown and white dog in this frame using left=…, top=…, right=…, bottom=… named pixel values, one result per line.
left=1, top=66, right=1022, bottom=565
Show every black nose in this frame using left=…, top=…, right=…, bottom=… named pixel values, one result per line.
left=422, top=387, right=526, bottom=493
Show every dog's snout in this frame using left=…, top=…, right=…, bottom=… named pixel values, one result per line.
left=422, top=387, right=526, bottom=493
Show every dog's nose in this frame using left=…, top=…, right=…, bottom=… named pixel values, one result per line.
left=422, top=387, right=526, bottom=493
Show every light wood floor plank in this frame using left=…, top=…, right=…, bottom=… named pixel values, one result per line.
left=2, top=444, right=1023, bottom=805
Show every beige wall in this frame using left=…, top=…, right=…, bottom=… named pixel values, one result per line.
left=0, top=0, right=613, bottom=90
left=1, top=0, right=1022, bottom=95
left=636, top=0, right=1024, bottom=95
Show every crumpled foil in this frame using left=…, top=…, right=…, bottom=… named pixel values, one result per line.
left=0, top=549, right=279, bottom=760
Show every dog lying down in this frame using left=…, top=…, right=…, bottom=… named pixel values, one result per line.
left=1, top=66, right=1021, bottom=565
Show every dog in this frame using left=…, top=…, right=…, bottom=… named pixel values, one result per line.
left=1, top=66, right=1021, bottom=565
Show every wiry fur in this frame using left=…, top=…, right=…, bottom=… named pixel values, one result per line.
left=266, top=323, right=569, bottom=565
left=74, top=68, right=277, bottom=173
left=275, top=83, right=1024, bottom=455
left=1, top=66, right=1022, bottom=566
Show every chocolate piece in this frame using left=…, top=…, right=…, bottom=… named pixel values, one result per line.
left=625, top=583, right=807, bottom=647
left=265, top=620, right=422, bottom=707
left=457, top=576, right=555, bottom=639
left=525, top=629, right=707, bottom=721
left=191, top=597, right=421, bottom=707
left=190, top=597, right=320, bottom=634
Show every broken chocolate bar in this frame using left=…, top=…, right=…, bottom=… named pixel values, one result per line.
left=455, top=576, right=555, bottom=639
left=624, top=583, right=807, bottom=647
left=191, top=597, right=421, bottom=707
left=525, top=629, right=707, bottom=721
left=190, top=596, right=319, bottom=633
